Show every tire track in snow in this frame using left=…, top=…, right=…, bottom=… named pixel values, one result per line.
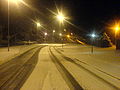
left=0, top=46, right=45, bottom=90
left=54, top=47, right=120, bottom=90
left=49, top=47, right=83, bottom=90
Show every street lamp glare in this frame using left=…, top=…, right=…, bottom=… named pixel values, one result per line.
left=44, top=32, right=47, bottom=36
left=59, top=33, right=62, bottom=36
left=53, top=30, right=55, bottom=33
left=110, top=21, right=120, bottom=33
left=9, top=0, right=23, bottom=4
left=71, top=33, right=73, bottom=35
left=56, top=12, right=65, bottom=23
left=64, top=29, right=66, bottom=32
left=67, top=35, right=70, bottom=38
left=115, top=26, right=120, bottom=32
left=91, top=34, right=96, bottom=38
left=36, top=22, right=41, bottom=27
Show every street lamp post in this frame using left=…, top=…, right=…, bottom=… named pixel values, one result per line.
left=91, top=33, right=96, bottom=53
left=67, top=34, right=70, bottom=38
left=56, top=12, right=66, bottom=48
left=8, top=0, right=10, bottom=51
left=36, top=22, right=41, bottom=27
left=36, top=22, right=41, bottom=42
left=44, top=32, right=47, bottom=43
left=7, top=0, right=23, bottom=51
left=64, top=29, right=66, bottom=32
left=52, top=30, right=55, bottom=42
left=59, top=33, right=63, bottom=48
left=91, top=40, right=94, bottom=53
left=114, top=25, right=120, bottom=48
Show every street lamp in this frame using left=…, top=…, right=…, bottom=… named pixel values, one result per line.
left=35, top=21, right=41, bottom=42
left=114, top=25, right=120, bottom=46
left=114, top=24, right=120, bottom=36
left=56, top=12, right=65, bottom=24
left=56, top=11, right=66, bottom=48
left=9, top=0, right=23, bottom=4
left=91, top=33, right=96, bottom=38
left=52, top=30, right=55, bottom=42
left=45, top=32, right=47, bottom=36
left=59, top=33, right=63, bottom=48
left=108, top=20, right=120, bottom=49
left=56, top=12, right=66, bottom=33
left=36, top=22, right=41, bottom=28
left=71, top=33, right=73, bottom=35
left=90, top=33, right=96, bottom=53
left=67, top=35, right=70, bottom=38
left=44, top=32, right=47, bottom=43
left=59, top=33, right=62, bottom=37
left=64, top=29, right=66, bottom=32
left=7, top=0, right=23, bottom=51
left=53, top=30, right=55, bottom=33
left=115, top=26, right=120, bottom=32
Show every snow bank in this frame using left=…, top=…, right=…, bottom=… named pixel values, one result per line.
left=0, top=44, right=39, bottom=65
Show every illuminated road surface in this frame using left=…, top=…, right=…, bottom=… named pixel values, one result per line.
left=0, top=44, right=120, bottom=90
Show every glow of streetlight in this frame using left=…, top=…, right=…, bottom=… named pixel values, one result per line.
left=7, top=0, right=24, bottom=51
left=44, top=32, right=47, bottom=36
left=115, top=25, right=120, bottom=33
left=108, top=20, right=120, bottom=34
left=59, top=33, right=62, bottom=36
left=91, top=33, right=96, bottom=38
left=53, top=30, right=55, bottom=33
left=36, top=22, right=41, bottom=27
left=64, top=29, right=66, bottom=32
left=57, top=13, right=64, bottom=22
left=9, top=0, right=23, bottom=4
left=67, top=35, right=70, bottom=38
left=56, top=12, right=66, bottom=24
left=71, top=33, right=73, bottom=35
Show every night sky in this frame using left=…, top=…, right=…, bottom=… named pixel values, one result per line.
left=33, top=0, right=120, bottom=33
left=0, top=0, right=120, bottom=35
left=70, top=0, right=120, bottom=32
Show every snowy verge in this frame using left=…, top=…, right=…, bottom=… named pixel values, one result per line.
left=54, top=44, right=120, bottom=89
left=0, top=44, right=40, bottom=65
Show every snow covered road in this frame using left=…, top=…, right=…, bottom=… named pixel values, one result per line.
left=0, top=44, right=120, bottom=90
left=0, top=45, right=45, bottom=90
left=22, top=44, right=120, bottom=90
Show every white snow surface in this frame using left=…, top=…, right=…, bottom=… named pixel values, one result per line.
left=21, top=46, right=69, bottom=90
left=0, top=44, right=40, bottom=65
left=1, top=44, right=120, bottom=90
left=55, top=44, right=120, bottom=89
left=22, top=44, right=120, bottom=90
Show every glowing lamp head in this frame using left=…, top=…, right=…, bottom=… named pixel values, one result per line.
left=71, top=33, right=73, bottom=35
left=91, top=34, right=96, bottom=38
left=36, top=22, right=41, bottom=27
left=109, top=21, right=120, bottom=33
left=115, top=26, right=120, bottom=32
left=9, top=0, right=23, bottom=4
left=53, top=30, right=55, bottom=33
left=59, top=33, right=62, bottom=36
left=67, top=35, right=70, bottom=38
left=64, top=29, right=66, bottom=32
left=44, top=32, right=47, bottom=36
left=56, top=12, right=65, bottom=23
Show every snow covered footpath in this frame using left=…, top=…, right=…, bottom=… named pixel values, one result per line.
left=55, top=44, right=120, bottom=89
left=21, top=46, right=69, bottom=90
left=0, top=44, right=41, bottom=65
